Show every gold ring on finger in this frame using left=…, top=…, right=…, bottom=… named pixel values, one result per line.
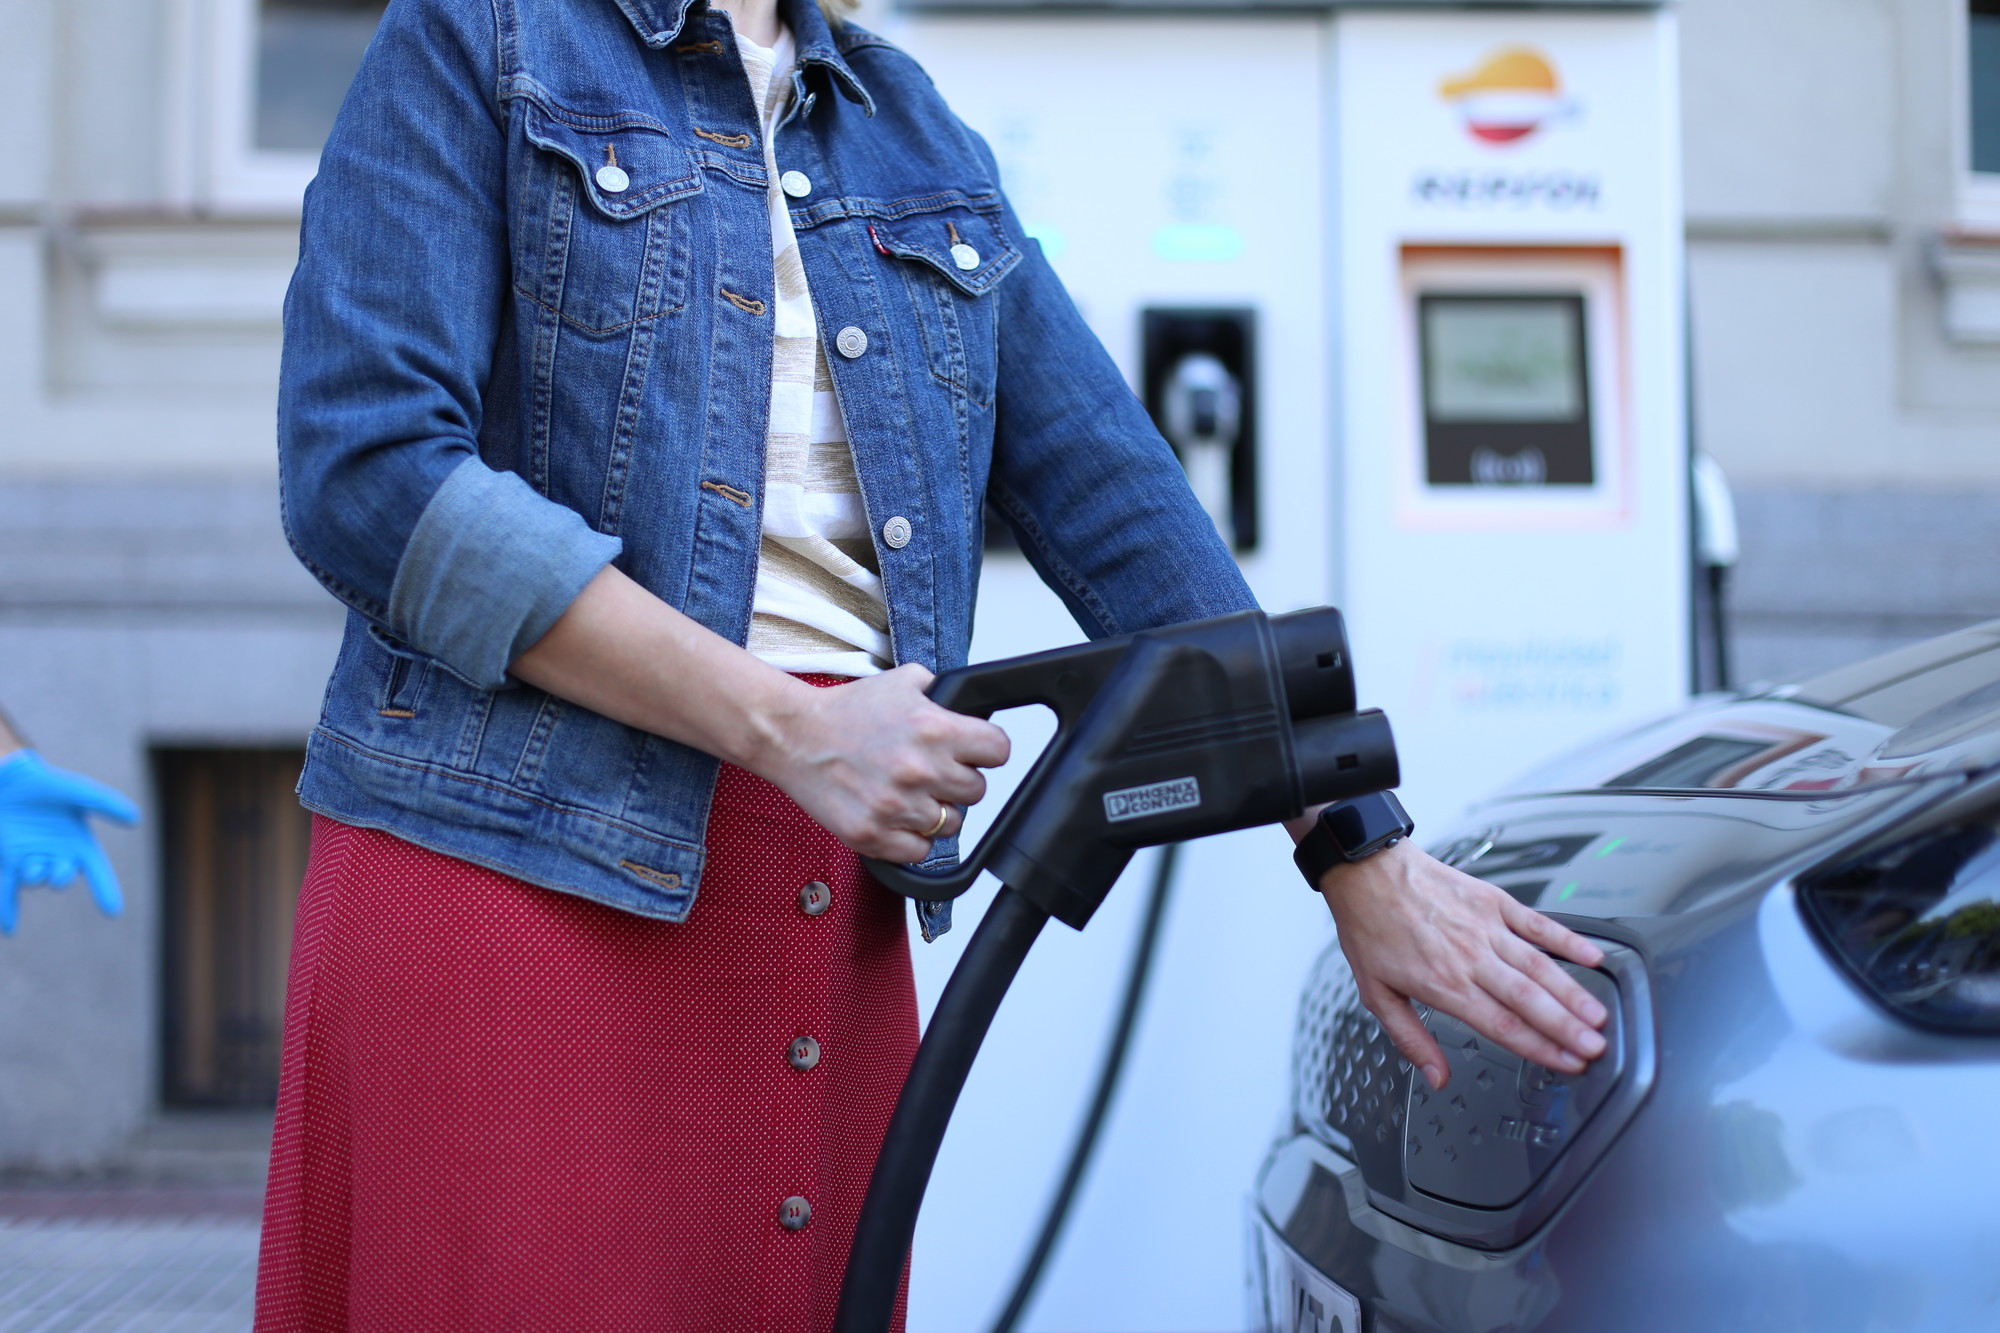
left=924, top=803, right=951, bottom=839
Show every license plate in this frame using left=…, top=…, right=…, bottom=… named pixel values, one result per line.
left=1263, top=1237, right=1364, bottom=1333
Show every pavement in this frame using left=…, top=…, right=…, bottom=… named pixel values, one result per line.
left=0, top=1131, right=267, bottom=1333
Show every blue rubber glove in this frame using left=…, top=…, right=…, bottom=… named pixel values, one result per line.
left=0, top=750, right=139, bottom=934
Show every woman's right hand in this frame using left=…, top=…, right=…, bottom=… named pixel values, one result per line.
left=510, top=568, right=1010, bottom=860
left=760, top=665, right=1012, bottom=863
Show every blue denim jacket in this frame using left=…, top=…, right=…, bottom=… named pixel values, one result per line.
left=280, top=0, right=1256, bottom=937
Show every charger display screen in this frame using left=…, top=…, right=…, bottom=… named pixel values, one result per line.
left=1419, top=293, right=1594, bottom=487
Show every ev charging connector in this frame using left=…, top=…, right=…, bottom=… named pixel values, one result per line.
left=834, top=606, right=1399, bottom=1333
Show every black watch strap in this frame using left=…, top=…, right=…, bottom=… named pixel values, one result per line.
left=1295, top=790, right=1415, bottom=890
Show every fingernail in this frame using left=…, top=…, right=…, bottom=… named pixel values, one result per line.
left=1584, top=999, right=1608, bottom=1026
left=1422, top=1064, right=1445, bottom=1090
left=1559, top=1052, right=1588, bottom=1072
left=1577, top=1029, right=1606, bottom=1057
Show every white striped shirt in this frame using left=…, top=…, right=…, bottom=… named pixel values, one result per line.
left=737, top=28, right=892, bottom=678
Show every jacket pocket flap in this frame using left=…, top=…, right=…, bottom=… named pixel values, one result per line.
left=523, top=101, right=701, bottom=221
left=871, top=208, right=1020, bottom=297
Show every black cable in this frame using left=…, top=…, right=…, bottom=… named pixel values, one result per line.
left=835, top=886, right=1050, bottom=1333
left=988, top=842, right=1181, bottom=1333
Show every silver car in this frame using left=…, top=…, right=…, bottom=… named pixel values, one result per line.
left=1251, top=621, right=2000, bottom=1333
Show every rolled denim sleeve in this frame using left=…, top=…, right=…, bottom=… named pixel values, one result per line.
left=984, top=184, right=1257, bottom=637
left=277, top=0, right=620, bottom=690
left=388, top=459, right=622, bottom=686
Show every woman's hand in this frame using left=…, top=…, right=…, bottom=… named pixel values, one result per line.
left=760, top=665, right=1011, bottom=863
left=509, top=569, right=1012, bottom=863
left=1316, top=841, right=1608, bottom=1090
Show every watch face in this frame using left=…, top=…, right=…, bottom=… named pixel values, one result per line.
left=1326, top=793, right=1413, bottom=860
left=1299, top=794, right=1414, bottom=889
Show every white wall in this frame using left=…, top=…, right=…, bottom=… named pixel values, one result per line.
left=1682, top=0, right=2000, bottom=489
left=1677, top=0, right=2000, bottom=684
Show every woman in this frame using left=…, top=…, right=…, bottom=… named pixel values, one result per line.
left=258, top=0, right=1609, bottom=1325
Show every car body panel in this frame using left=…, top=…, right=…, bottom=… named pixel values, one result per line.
left=1253, top=620, right=2000, bottom=1332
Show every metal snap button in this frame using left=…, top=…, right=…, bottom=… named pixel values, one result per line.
left=787, top=1036, right=822, bottom=1072
left=779, top=1195, right=812, bottom=1230
left=799, top=880, right=832, bottom=916
left=882, top=516, right=912, bottom=550
left=595, top=164, right=630, bottom=194
left=950, top=243, right=980, bottom=270
left=780, top=170, right=812, bottom=198
left=835, top=326, right=868, bottom=359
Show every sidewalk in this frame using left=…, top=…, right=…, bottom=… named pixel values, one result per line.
left=0, top=1119, right=268, bottom=1333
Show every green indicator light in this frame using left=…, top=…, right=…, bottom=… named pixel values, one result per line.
left=1152, top=224, right=1243, bottom=263
left=1558, top=881, right=1580, bottom=901
left=1595, top=838, right=1627, bottom=859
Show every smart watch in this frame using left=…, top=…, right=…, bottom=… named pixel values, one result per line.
left=1294, top=790, right=1415, bottom=890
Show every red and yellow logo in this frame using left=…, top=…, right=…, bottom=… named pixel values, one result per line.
left=1439, top=48, right=1576, bottom=146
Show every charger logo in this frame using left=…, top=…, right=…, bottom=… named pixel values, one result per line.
left=1440, top=48, right=1578, bottom=146
left=1103, top=777, right=1201, bottom=823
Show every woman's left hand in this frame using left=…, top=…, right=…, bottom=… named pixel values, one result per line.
left=1315, top=841, right=1608, bottom=1091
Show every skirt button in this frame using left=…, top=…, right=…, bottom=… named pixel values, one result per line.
left=779, top=1195, right=813, bottom=1230
left=799, top=880, right=833, bottom=915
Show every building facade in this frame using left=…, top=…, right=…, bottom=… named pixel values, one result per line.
left=1686, top=0, right=2000, bottom=682
left=0, top=0, right=1996, bottom=1176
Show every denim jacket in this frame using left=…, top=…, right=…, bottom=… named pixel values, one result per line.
left=280, top=0, right=1256, bottom=937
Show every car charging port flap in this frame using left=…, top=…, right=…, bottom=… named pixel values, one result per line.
left=1293, top=928, right=1656, bottom=1251
left=1405, top=963, right=1623, bottom=1209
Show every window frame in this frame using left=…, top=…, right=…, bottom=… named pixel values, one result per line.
left=184, top=0, right=357, bottom=213
left=1960, top=0, right=2000, bottom=226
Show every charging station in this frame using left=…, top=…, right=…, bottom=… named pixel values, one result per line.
left=877, top=3, right=1683, bottom=1329
left=1333, top=7, right=1687, bottom=830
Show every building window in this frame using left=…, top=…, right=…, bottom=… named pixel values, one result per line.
left=194, top=0, right=385, bottom=208
left=157, top=748, right=311, bottom=1108
left=1975, top=1, right=2000, bottom=175
left=255, top=0, right=387, bottom=153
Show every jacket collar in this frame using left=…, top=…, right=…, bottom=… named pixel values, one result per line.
left=609, top=0, right=875, bottom=115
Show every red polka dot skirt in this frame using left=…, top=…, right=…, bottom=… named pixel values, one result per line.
left=255, top=724, right=918, bottom=1331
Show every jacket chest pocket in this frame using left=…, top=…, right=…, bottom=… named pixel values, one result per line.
left=513, top=101, right=703, bottom=336
left=870, top=205, right=1019, bottom=409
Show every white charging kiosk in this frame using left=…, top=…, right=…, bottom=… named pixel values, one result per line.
left=880, top=4, right=1682, bottom=1329
left=1334, top=7, right=1686, bottom=829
